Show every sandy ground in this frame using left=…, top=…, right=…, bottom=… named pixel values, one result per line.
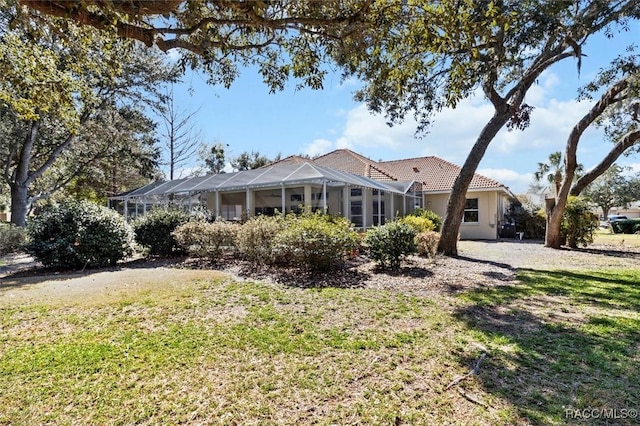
left=1, top=240, right=639, bottom=305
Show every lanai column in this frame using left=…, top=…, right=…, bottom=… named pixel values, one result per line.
left=362, top=188, right=368, bottom=228
left=322, top=179, right=327, bottom=213
left=245, top=188, right=251, bottom=218
left=343, top=185, right=349, bottom=221
left=390, top=193, right=395, bottom=222
left=281, top=183, right=286, bottom=214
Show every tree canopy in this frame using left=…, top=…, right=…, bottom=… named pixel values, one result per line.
left=19, top=0, right=373, bottom=92
left=338, top=0, right=640, bottom=254
left=1, top=0, right=176, bottom=226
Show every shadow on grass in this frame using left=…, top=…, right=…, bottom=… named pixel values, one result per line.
left=453, top=269, right=640, bottom=424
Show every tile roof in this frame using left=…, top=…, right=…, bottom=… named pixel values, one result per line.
left=312, top=149, right=397, bottom=182
left=265, top=149, right=508, bottom=193
left=380, top=156, right=505, bottom=192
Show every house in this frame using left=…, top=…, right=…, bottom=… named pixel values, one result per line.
left=608, top=202, right=640, bottom=219
left=109, top=149, right=515, bottom=240
left=270, top=150, right=515, bottom=239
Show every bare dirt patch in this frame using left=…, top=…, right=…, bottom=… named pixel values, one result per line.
left=1, top=240, right=638, bottom=304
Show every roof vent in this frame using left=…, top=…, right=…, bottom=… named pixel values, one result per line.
left=412, top=167, right=419, bottom=173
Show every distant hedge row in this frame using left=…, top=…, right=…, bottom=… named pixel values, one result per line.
left=610, top=219, right=640, bottom=234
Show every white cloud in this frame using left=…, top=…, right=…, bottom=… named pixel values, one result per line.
left=476, top=168, right=534, bottom=194
left=303, top=138, right=335, bottom=157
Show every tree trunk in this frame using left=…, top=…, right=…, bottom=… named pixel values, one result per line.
left=544, top=197, right=565, bottom=248
left=543, top=75, right=622, bottom=248
left=10, top=183, right=29, bottom=227
left=438, top=111, right=511, bottom=255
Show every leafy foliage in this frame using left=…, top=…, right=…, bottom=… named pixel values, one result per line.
left=561, top=197, right=599, bottom=248
left=408, top=208, right=443, bottom=232
left=26, top=200, right=133, bottom=268
left=0, top=222, right=27, bottom=255
left=610, top=219, right=640, bottom=234
left=364, top=221, right=417, bottom=271
left=416, top=231, right=440, bottom=259
left=582, top=164, right=640, bottom=218
left=0, top=1, right=177, bottom=226
left=399, top=215, right=435, bottom=233
left=173, top=221, right=239, bottom=260
left=133, top=208, right=191, bottom=256
left=236, top=214, right=287, bottom=265
left=507, top=196, right=546, bottom=240
left=273, top=212, right=358, bottom=272
left=19, top=1, right=371, bottom=92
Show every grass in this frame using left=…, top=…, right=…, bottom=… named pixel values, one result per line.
left=1, top=269, right=639, bottom=425
left=592, top=229, right=640, bottom=247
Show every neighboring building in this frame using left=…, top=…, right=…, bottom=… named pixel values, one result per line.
left=109, top=149, right=515, bottom=240
left=609, top=202, right=640, bottom=219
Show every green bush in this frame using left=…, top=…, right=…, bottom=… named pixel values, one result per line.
left=0, top=223, right=28, bottom=255
left=364, top=221, right=417, bottom=271
left=611, top=219, right=640, bottom=234
left=133, top=208, right=191, bottom=256
left=399, top=215, right=435, bottom=233
left=562, top=196, right=598, bottom=248
left=236, top=214, right=287, bottom=265
left=505, top=197, right=546, bottom=240
left=409, top=208, right=442, bottom=231
left=173, top=221, right=239, bottom=259
left=26, top=200, right=134, bottom=269
left=416, top=231, right=440, bottom=259
left=273, top=212, right=358, bottom=272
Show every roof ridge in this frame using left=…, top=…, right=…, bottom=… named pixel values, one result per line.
left=381, top=155, right=505, bottom=188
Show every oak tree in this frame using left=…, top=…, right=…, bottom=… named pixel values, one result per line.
left=339, top=0, right=640, bottom=255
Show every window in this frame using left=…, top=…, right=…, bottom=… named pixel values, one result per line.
left=463, top=198, right=479, bottom=223
left=220, top=204, right=243, bottom=221
left=350, top=188, right=362, bottom=197
left=311, top=192, right=329, bottom=200
left=290, top=194, right=304, bottom=202
left=373, top=201, right=385, bottom=226
left=350, top=200, right=363, bottom=228
left=372, top=189, right=385, bottom=195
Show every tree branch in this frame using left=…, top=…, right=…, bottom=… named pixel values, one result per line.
left=571, top=129, right=640, bottom=195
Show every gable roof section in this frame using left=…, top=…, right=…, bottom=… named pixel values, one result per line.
left=379, top=156, right=505, bottom=192
left=312, top=149, right=398, bottom=182
left=266, top=155, right=310, bottom=167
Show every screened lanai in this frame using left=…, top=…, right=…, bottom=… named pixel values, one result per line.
left=108, top=162, right=422, bottom=228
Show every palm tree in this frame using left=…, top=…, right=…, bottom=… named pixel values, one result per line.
left=534, top=151, right=584, bottom=196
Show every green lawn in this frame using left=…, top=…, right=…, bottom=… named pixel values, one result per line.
left=592, top=229, right=640, bottom=247
left=1, top=269, right=639, bottom=425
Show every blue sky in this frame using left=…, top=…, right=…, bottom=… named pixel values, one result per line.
left=166, top=26, right=640, bottom=194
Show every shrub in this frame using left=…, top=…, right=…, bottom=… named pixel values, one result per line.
left=273, top=212, right=358, bottom=272
left=611, top=219, right=640, bottom=234
left=236, top=214, right=287, bottom=265
left=416, top=231, right=440, bottom=259
left=0, top=223, right=28, bottom=255
left=173, top=221, right=239, bottom=259
left=505, top=198, right=546, bottom=240
left=133, top=207, right=191, bottom=256
left=561, top=196, right=598, bottom=248
left=364, top=221, right=417, bottom=271
left=399, top=215, right=435, bottom=233
left=26, top=200, right=133, bottom=269
left=409, top=208, right=442, bottom=231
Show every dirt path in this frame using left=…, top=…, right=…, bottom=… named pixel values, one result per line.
left=1, top=240, right=638, bottom=305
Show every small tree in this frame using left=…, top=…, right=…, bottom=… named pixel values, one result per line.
left=364, top=221, right=417, bottom=271
left=562, top=197, right=598, bottom=248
